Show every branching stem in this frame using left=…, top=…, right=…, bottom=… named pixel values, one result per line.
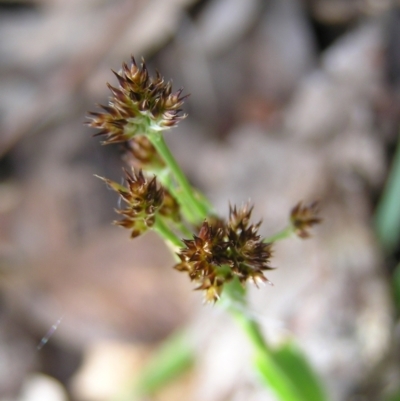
left=265, top=226, right=293, bottom=243
left=147, top=131, right=210, bottom=223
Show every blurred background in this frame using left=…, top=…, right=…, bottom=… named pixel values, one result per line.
left=1, top=0, right=400, bottom=400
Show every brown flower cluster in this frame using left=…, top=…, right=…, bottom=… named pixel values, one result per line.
left=87, top=56, right=187, bottom=144
left=98, top=168, right=179, bottom=238
left=123, top=135, right=165, bottom=171
left=175, top=205, right=273, bottom=302
left=290, top=201, right=321, bottom=238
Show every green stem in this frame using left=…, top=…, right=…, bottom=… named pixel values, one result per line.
left=156, top=168, right=198, bottom=224
left=174, top=221, right=194, bottom=238
left=265, top=226, right=293, bottom=243
left=153, top=216, right=184, bottom=252
left=222, top=279, right=268, bottom=353
left=230, top=307, right=269, bottom=353
left=147, top=131, right=209, bottom=222
left=223, top=282, right=306, bottom=401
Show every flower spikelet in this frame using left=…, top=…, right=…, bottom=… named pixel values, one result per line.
left=290, top=201, right=321, bottom=238
left=226, top=204, right=273, bottom=285
left=175, top=219, right=228, bottom=302
left=175, top=204, right=273, bottom=302
left=159, top=189, right=181, bottom=223
left=97, top=168, right=164, bottom=238
left=87, top=56, right=187, bottom=144
left=124, top=135, right=165, bottom=171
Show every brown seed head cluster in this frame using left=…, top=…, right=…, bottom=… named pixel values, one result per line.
left=124, top=135, right=166, bottom=171
left=88, top=56, right=187, bottom=144
left=290, top=201, right=321, bottom=238
left=98, top=169, right=171, bottom=238
left=158, top=189, right=181, bottom=223
left=175, top=204, right=273, bottom=302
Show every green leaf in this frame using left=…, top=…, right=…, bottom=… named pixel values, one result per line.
left=135, top=332, right=194, bottom=396
left=225, top=279, right=328, bottom=401
left=375, top=132, right=400, bottom=253
left=393, top=263, right=400, bottom=311
left=269, top=341, right=327, bottom=401
left=254, top=351, right=305, bottom=401
left=385, top=389, right=400, bottom=401
left=114, top=331, right=194, bottom=401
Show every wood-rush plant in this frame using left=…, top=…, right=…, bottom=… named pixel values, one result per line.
left=88, top=57, right=326, bottom=401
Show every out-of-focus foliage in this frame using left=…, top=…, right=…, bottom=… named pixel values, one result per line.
left=255, top=341, right=327, bottom=401
left=375, top=133, right=400, bottom=253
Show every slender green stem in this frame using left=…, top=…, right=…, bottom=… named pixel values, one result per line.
left=156, top=168, right=198, bottom=224
left=223, top=282, right=306, bottom=401
left=230, top=307, right=269, bottom=353
left=174, top=221, right=194, bottom=238
left=265, top=226, right=293, bottom=243
left=222, top=279, right=268, bottom=353
left=147, top=131, right=209, bottom=222
left=153, top=216, right=184, bottom=253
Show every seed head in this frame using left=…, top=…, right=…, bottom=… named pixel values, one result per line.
left=159, top=189, right=181, bottom=223
left=97, top=169, right=164, bottom=238
left=290, top=201, right=321, bottom=238
left=87, top=56, right=188, bottom=144
left=175, top=204, right=273, bottom=302
left=226, top=204, right=273, bottom=285
left=124, top=135, right=166, bottom=171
